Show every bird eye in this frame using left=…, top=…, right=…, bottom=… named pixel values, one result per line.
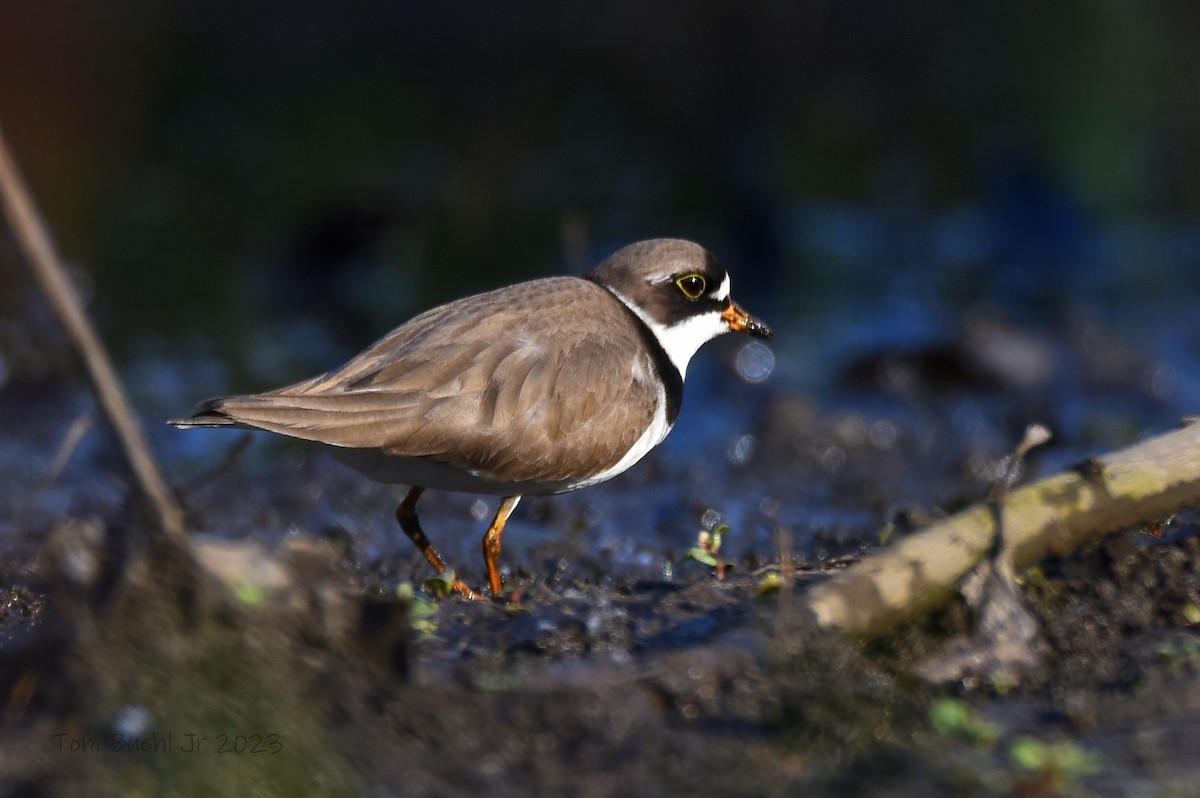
left=675, top=274, right=707, bottom=300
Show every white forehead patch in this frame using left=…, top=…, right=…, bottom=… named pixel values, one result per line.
left=713, top=273, right=731, bottom=302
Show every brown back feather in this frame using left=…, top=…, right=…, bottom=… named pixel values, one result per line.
left=198, top=277, right=663, bottom=483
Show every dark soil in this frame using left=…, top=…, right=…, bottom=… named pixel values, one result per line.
left=3, top=308, right=1200, bottom=797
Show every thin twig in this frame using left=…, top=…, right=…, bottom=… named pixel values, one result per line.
left=0, top=121, right=187, bottom=545
left=183, top=432, right=252, bottom=492
left=43, top=412, right=94, bottom=485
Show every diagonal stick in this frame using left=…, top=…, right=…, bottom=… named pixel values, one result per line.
left=0, top=121, right=187, bottom=545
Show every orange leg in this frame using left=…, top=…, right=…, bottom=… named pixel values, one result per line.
left=395, top=487, right=479, bottom=600
left=482, top=496, right=521, bottom=596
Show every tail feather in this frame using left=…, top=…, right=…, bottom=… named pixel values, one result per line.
left=168, top=397, right=252, bottom=429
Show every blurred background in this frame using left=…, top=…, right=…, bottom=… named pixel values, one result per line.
left=2, top=1, right=1200, bottom=527
left=3, top=1, right=1198, bottom=367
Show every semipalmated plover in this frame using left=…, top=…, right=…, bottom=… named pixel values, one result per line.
left=172, top=238, right=771, bottom=597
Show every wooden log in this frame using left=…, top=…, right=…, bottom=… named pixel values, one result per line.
left=803, top=421, right=1200, bottom=636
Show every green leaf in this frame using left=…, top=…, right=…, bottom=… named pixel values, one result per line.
left=233, top=580, right=267, bottom=607
left=756, top=571, right=782, bottom=598
left=684, top=547, right=718, bottom=567
left=930, top=698, right=1000, bottom=745
left=425, top=570, right=458, bottom=598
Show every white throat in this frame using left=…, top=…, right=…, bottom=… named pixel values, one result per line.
left=606, top=288, right=730, bottom=378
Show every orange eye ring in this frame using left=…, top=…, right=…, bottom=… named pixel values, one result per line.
left=675, top=273, right=707, bottom=300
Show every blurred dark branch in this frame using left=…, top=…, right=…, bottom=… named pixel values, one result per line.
left=0, top=122, right=188, bottom=546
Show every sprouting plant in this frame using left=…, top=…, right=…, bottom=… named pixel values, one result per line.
left=682, top=523, right=731, bottom=580
left=398, top=581, right=440, bottom=639
left=423, top=569, right=459, bottom=598
left=929, top=697, right=1000, bottom=746
left=1009, top=736, right=1101, bottom=792
left=756, top=571, right=783, bottom=598
left=232, top=579, right=268, bottom=608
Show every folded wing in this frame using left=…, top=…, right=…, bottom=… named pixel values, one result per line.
left=173, top=277, right=663, bottom=484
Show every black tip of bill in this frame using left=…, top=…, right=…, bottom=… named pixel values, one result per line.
left=744, top=317, right=773, bottom=340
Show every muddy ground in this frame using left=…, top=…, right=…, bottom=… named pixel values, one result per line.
left=3, top=309, right=1200, bottom=797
